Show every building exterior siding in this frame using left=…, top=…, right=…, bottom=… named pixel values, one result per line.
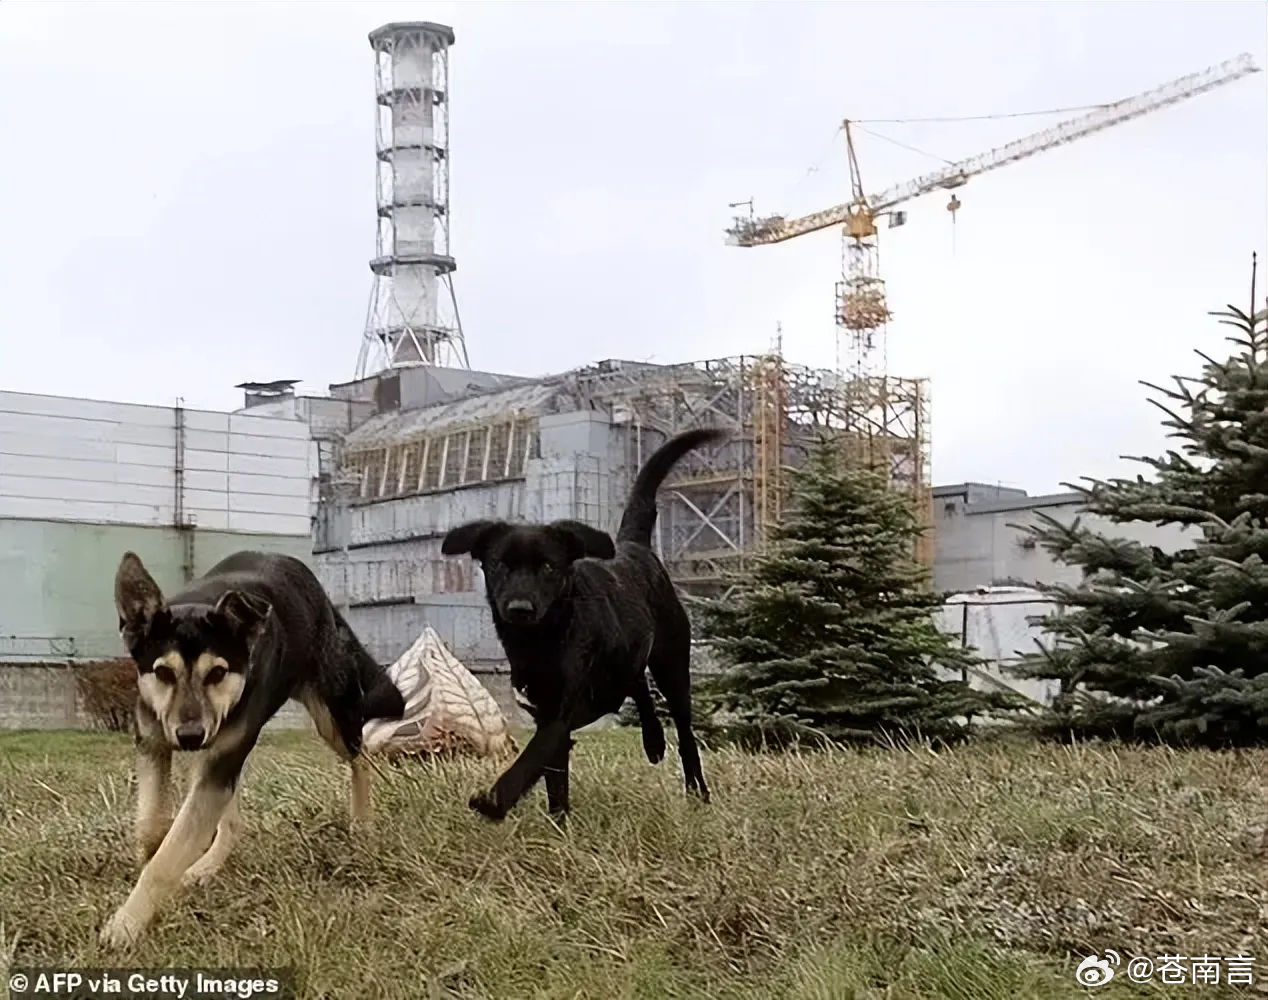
left=0, top=518, right=312, bottom=662
left=930, top=482, right=1195, bottom=594
left=0, top=390, right=313, bottom=534
left=1, top=388, right=316, bottom=729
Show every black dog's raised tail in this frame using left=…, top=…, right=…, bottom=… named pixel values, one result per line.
left=617, top=428, right=728, bottom=546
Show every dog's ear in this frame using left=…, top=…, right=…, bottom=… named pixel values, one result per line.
left=550, top=520, right=616, bottom=561
left=115, top=552, right=168, bottom=649
left=214, top=590, right=273, bottom=645
left=442, top=519, right=511, bottom=562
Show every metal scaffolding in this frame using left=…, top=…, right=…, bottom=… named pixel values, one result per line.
left=571, top=355, right=932, bottom=596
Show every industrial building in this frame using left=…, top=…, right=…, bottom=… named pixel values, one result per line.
left=0, top=389, right=314, bottom=726
left=930, top=481, right=1195, bottom=594
left=282, top=355, right=929, bottom=715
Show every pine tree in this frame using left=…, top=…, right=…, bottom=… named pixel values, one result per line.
left=1009, top=257, right=1268, bottom=745
left=692, top=438, right=1023, bottom=749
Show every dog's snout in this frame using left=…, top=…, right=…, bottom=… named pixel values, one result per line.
left=504, top=598, right=535, bottom=622
left=175, top=722, right=206, bottom=750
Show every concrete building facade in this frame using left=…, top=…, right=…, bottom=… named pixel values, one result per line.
left=293, top=354, right=929, bottom=718
left=930, top=481, right=1195, bottom=594
left=302, top=369, right=1195, bottom=718
left=1, top=389, right=315, bottom=727
left=3, top=364, right=1208, bottom=726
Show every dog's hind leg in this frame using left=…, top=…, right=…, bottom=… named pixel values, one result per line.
left=349, top=755, right=372, bottom=823
left=299, top=684, right=374, bottom=824
left=101, top=726, right=255, bottom=949
left=648, top=647, right=710, bottom=804
left=180, top=789, right=242, bottom=889
left=133, top=739, right=174, bottom=864
left=630, top=673, right=666, bottom=765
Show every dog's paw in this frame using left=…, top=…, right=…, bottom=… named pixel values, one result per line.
left=468, top=791, right=509, bottom=822
left=180, top=859, right=222, bottom=890
left=642, top=727, right=666, bottom=765
left=99, top=907, right=146, bottom=950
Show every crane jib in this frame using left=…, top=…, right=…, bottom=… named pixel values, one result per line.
left=725, top=52, right=1260, bottom=248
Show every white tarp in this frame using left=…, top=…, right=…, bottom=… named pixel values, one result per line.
left=362, top=626, right=515, bottom=759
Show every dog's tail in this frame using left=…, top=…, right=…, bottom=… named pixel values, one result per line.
left=617, top=428, right=728, bottom=546
left=335, top=607, right=407, bottom=721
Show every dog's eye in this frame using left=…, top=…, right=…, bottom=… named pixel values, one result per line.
left=204, top=666, right=228, bottom=686
left=153, top=665, right=177, bottom=686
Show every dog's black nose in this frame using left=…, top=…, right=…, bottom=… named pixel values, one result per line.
left=504, top=599, right=535, bottom=622
left=176, top=723, right=205, bottom=750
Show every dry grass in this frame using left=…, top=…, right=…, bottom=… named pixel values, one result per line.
left=71, top=659, right=137, bottom=732
left=2, top=728, right=1268, bottom=998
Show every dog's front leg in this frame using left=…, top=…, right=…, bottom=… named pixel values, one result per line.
left=101, top=751, right=243, bottom=949
left=180, top=789, right=242, bottom=889
left=470, top=718, right=573, bottom=822
left=543, top=738, right=575, bottom=819
left=134, top=740, right=174, bottom=864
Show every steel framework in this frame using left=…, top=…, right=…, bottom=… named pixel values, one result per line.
left=356, top=22, right=469, bottom=378
left=573, top=356, right=931, bottom=596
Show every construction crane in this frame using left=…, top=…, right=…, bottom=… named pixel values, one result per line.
left=726, top=52, right=1261, bottom=380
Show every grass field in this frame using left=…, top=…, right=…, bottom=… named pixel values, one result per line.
left=2, top=728, right=1268, bottom=999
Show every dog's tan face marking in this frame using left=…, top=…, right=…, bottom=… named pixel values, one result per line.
left=138, top=649, right=246, bottom=750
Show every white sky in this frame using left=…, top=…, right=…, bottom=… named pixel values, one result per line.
left=1, top=1, right=1265, bottom=496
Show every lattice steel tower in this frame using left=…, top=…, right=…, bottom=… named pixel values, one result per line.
left=356, top=21, right=469, bottom=379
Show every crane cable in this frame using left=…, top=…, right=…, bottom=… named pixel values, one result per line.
left=778, top=101, right=1113, bottom=228
left=853, top=102, right=1110, bottom=125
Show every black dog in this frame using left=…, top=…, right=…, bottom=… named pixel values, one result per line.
left=441, top=427, right=726, bottom=821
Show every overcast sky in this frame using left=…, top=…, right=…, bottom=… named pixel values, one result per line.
left=1, top=1, right=1265, bottom=495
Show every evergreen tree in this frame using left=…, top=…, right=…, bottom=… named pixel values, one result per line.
left=692, top=439, right=1023, bottom=749
left=1009, top=258, right=1268, bottom=745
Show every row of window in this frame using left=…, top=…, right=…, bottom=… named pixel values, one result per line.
left=342, top=418, right=542, bottom=500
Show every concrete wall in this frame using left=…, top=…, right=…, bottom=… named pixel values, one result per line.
left=933, top=587, right=1064, bottom=707
left=0, top=518, right=312, bottom=662
left=1, top=388, right=316, bottom=729
left=0, top=389, right=313, bottom=534
left=931, top=483, right=1196, bottom=592
left=0, top=519, right=315, bottom=731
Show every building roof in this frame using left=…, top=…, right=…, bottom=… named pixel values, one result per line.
left=343, top=375, right=577, bottom=449
left=933, top=481, right=1083, bottom=514
left=340, top=358, right=686, bottom=451
left=932, top=482, right=1027, bottom=499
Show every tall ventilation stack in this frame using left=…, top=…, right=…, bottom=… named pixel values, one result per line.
left=356, top=22, right=469, bottom=379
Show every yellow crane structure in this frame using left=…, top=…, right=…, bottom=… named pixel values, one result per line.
left=729, top=52, right=1260, bottom=567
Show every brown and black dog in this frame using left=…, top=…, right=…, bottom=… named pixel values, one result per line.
left=102, top=550, right=404, bottom=948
